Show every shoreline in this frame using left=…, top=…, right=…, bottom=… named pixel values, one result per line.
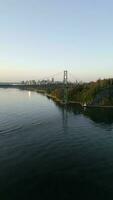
left=1, top=85, right=113, bottom=108
left=43, top=93, right=113, bottom=108
left=18, top=88, right=113, bottom=108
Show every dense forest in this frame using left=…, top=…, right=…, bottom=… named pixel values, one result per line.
left=18, top=78, right=113, bottom=106
left=47, top=78, right=113, bottom=106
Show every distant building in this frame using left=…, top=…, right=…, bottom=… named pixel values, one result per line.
left=51, top=78, right=54, bottom=83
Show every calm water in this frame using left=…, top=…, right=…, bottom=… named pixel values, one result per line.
left=0, top=88, right=113, bottom=199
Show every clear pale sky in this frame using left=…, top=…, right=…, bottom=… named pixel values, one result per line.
left=0, top=0, right=113, bottom=82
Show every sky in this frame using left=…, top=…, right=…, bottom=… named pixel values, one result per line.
left=0, top=0, right=113, bottom=82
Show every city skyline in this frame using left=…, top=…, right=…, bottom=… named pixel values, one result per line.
left=0, top=0, right=113, bottom=82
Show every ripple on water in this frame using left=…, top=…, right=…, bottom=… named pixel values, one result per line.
left=0, top=89, right=113, bottom=199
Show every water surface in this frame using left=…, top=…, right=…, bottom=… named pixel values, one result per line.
left=0, top=88, right=113, bottom=199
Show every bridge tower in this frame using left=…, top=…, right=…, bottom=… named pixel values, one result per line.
left=63, top=70, right=68, bottom=104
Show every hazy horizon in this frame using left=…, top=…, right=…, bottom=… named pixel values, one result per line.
left=1, top=0, right=113, bottom=82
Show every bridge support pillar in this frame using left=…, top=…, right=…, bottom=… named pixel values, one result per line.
left=63, top=70, right=68, bottom=104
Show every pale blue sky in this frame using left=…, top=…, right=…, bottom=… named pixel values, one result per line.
left=0, top=0, right=113, bottom=81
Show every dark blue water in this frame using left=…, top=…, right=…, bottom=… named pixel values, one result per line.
left=0, top=88, right=113, bottom=199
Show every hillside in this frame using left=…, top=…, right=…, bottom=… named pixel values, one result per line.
left=17, top=78, right=113, bottom=106
left=68, top=79, right=113, bottom=106
left=48, top=78, right=113, bottom=106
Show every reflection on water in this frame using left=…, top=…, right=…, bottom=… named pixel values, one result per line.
left=1, top=89, right=113, bottom=200
left=28, top=91, right=31, bottom=98
left=53, top=101, right=113, bottom=129
left=84, top=108, right=113, bottom=125
left=62, top=105, right=68, bottom=134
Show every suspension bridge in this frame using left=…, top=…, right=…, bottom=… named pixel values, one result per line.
left=33, top=70, right=78, bottom=104
left=0, top=70, right=79, bottom=105
left=19, top=70, right=79, bottom=104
